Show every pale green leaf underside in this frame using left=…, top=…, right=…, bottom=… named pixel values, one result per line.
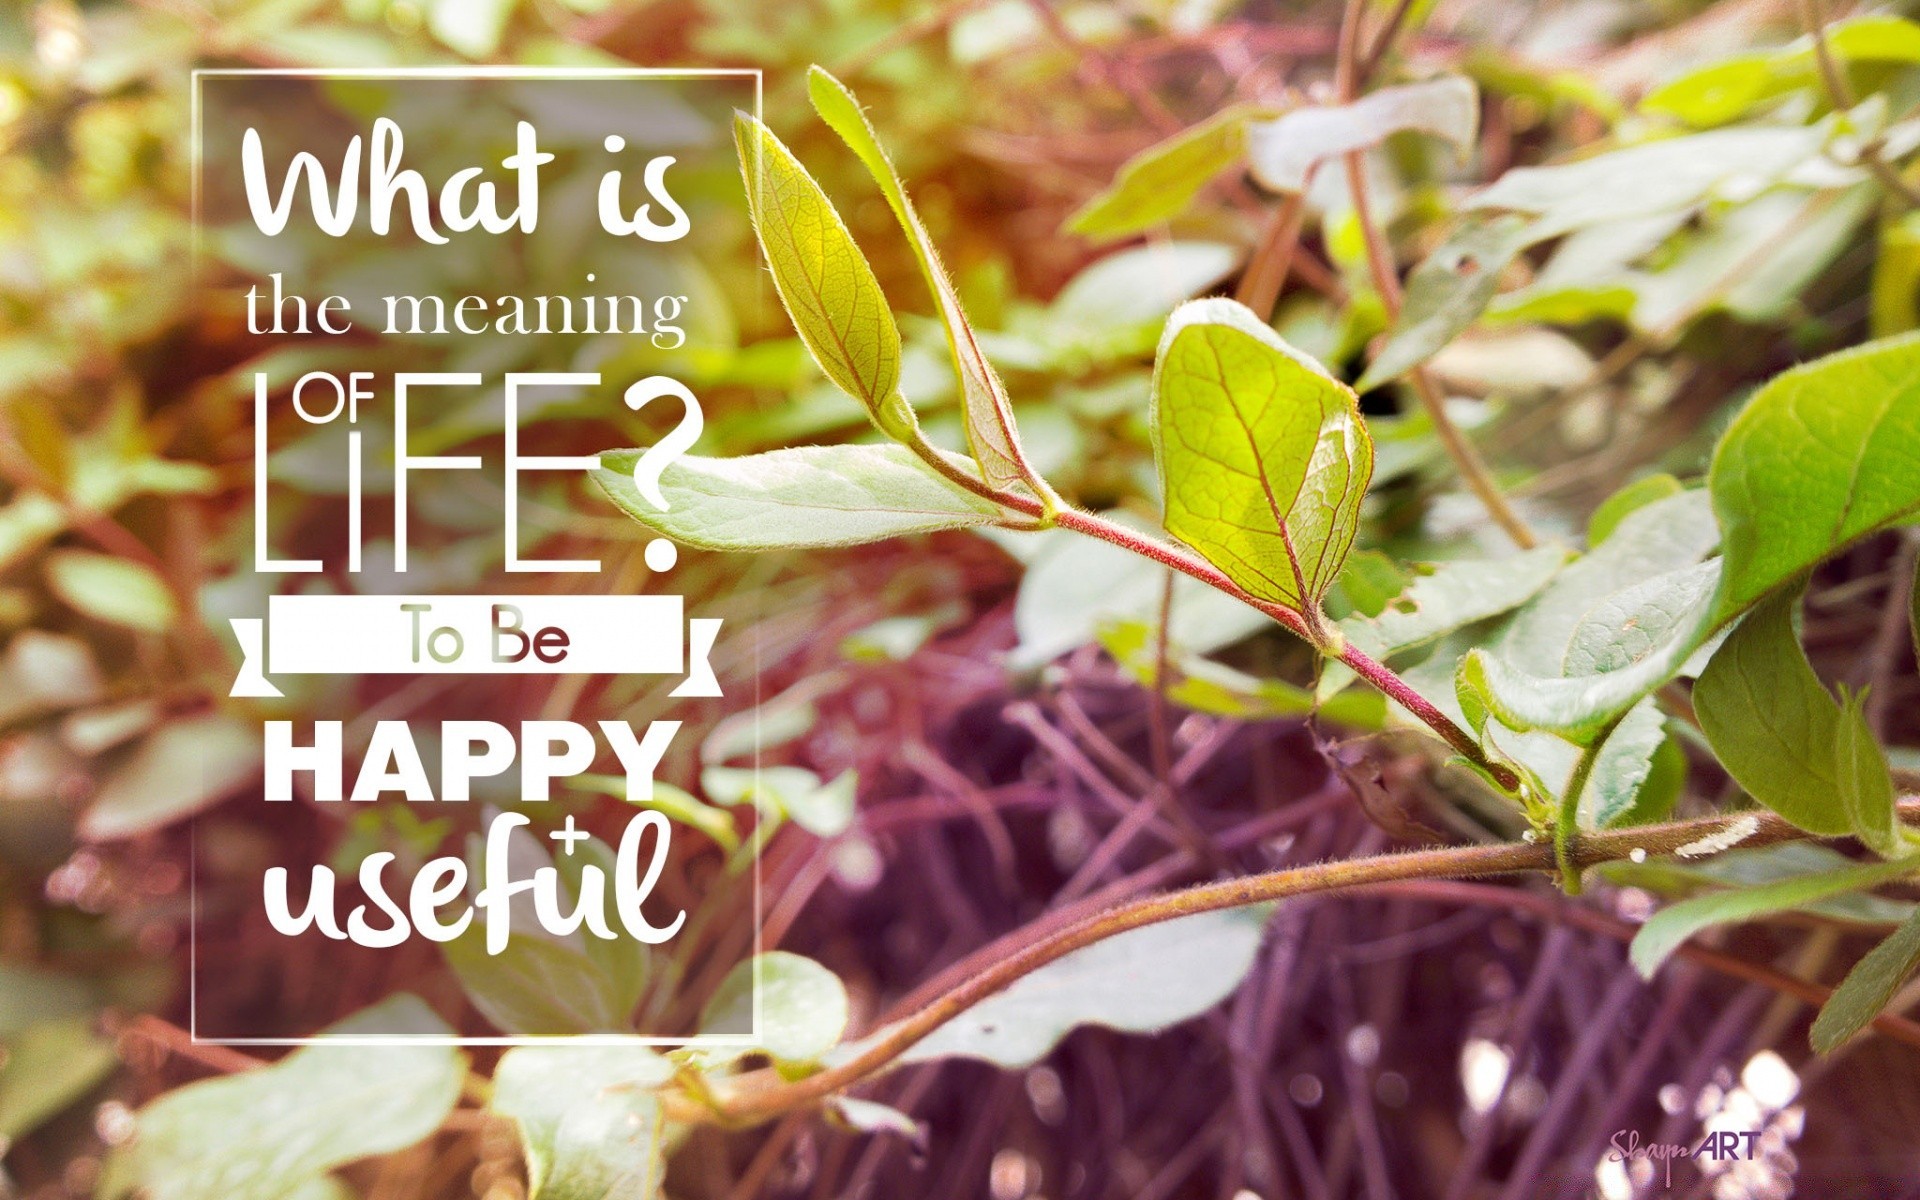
left=700, top=951, right=850, bottom=1065
left=873, top=905, right=1273, bottom=1069
left=1248, top=76, right=1479, bottom=194
left=1153, top=298, right=1373, bottom=611
left=732, top=115, right=900, bottom=417
left=1632, top=858, right=1919, bottom=977
left=1468, top=125, right=1822, bottom=238
left=1710, top=331, right=1920, bottom=619
left=1319, top=544, right=1569, bottom=701
left=594, top=444, right=1004, bottom=551
left=492, top=1046, right=674, bottom=1200
left=99, top=997, right=463, bottom=1200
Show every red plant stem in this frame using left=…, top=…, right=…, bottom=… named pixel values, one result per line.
left=686, top=802, right=1918, bottom=1126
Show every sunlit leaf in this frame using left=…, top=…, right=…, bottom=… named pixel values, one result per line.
left=809, top=67, right=1048, bottom=498
left=492, top=1046, right=674, bottom=1200
left=45, top=550, right=175, bottom=633
left=700, top=951, right=850, bottom=1066
left=0, top=1017, right=118, bottom=1142
left=81, top=715, right=262, bottom=841
left=732, top=114, right=908, bottom=435
left=1152, top=298, right=1373, bottom=616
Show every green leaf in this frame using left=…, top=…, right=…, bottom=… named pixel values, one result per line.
left=1320, top=545, right=1570, bottom=701
left=1604, top=843, right=1918, bottom=922
left=99, top=996, right=463, bottom=1200
left=1695, top=589, right=1901, bottom=850
left=1871, top=211, right=1920, bottom=338
left=1152, top=298, right=1373, bottom=615
left=1710, top=332, right=1920, bottom=619
left=1247, top=77, right=1480, bottom=194
left=732, top=113, right=907, bottom=434
left=574, top=775, right=740, bottom=853
left=700, top=765, right=856, bottom=838
left=699, top=951, right=850, bottom=1065
left=1631, top=857, right=1918, bottom=977
left=1455, top=491, right=1723, bottom=742
left=491, top=1046, right=674, bottom=1200
left=557, top=836, right=650, bottom=1022
left=0, top=1017, right=118, bottom=1142
left=1642, top=16, right=1920, bottom=128
left=1467, top=126, right=1822, bottom=237
left=1067, top=105, right=1274, bottom=238
left=1588, top=474, right=1684, bottom=546
left=0, top=964, right=98, bottom=1035
left=1812, top=907, right=1920, bottom=1052
left=1047, top=241, right=1239, bottom=331
left=593, top=444, right=1005, bottom=551
left=880, top=906, right=1272, bottom=1068
left=81, top=715, right=263, bottom=840
left=45, top=550, right=176, bottom=632
left=1355, top=214, right=1539, bottom=390
left=446, top=927, right=627, bottom=1036
left=808, top=67, right=1048, bottom=498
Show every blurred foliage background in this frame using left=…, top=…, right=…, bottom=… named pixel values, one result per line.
left=6, top=0, right=1920, bottom=1198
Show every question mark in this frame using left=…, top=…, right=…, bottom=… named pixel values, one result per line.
left=623, top=375, right=703, bottom=572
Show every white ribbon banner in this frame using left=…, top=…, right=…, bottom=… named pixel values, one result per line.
left=229, top=594, right=721, bottom=700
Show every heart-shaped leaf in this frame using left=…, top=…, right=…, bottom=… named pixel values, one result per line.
left=1152, top=298, right=1373, bottom=620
